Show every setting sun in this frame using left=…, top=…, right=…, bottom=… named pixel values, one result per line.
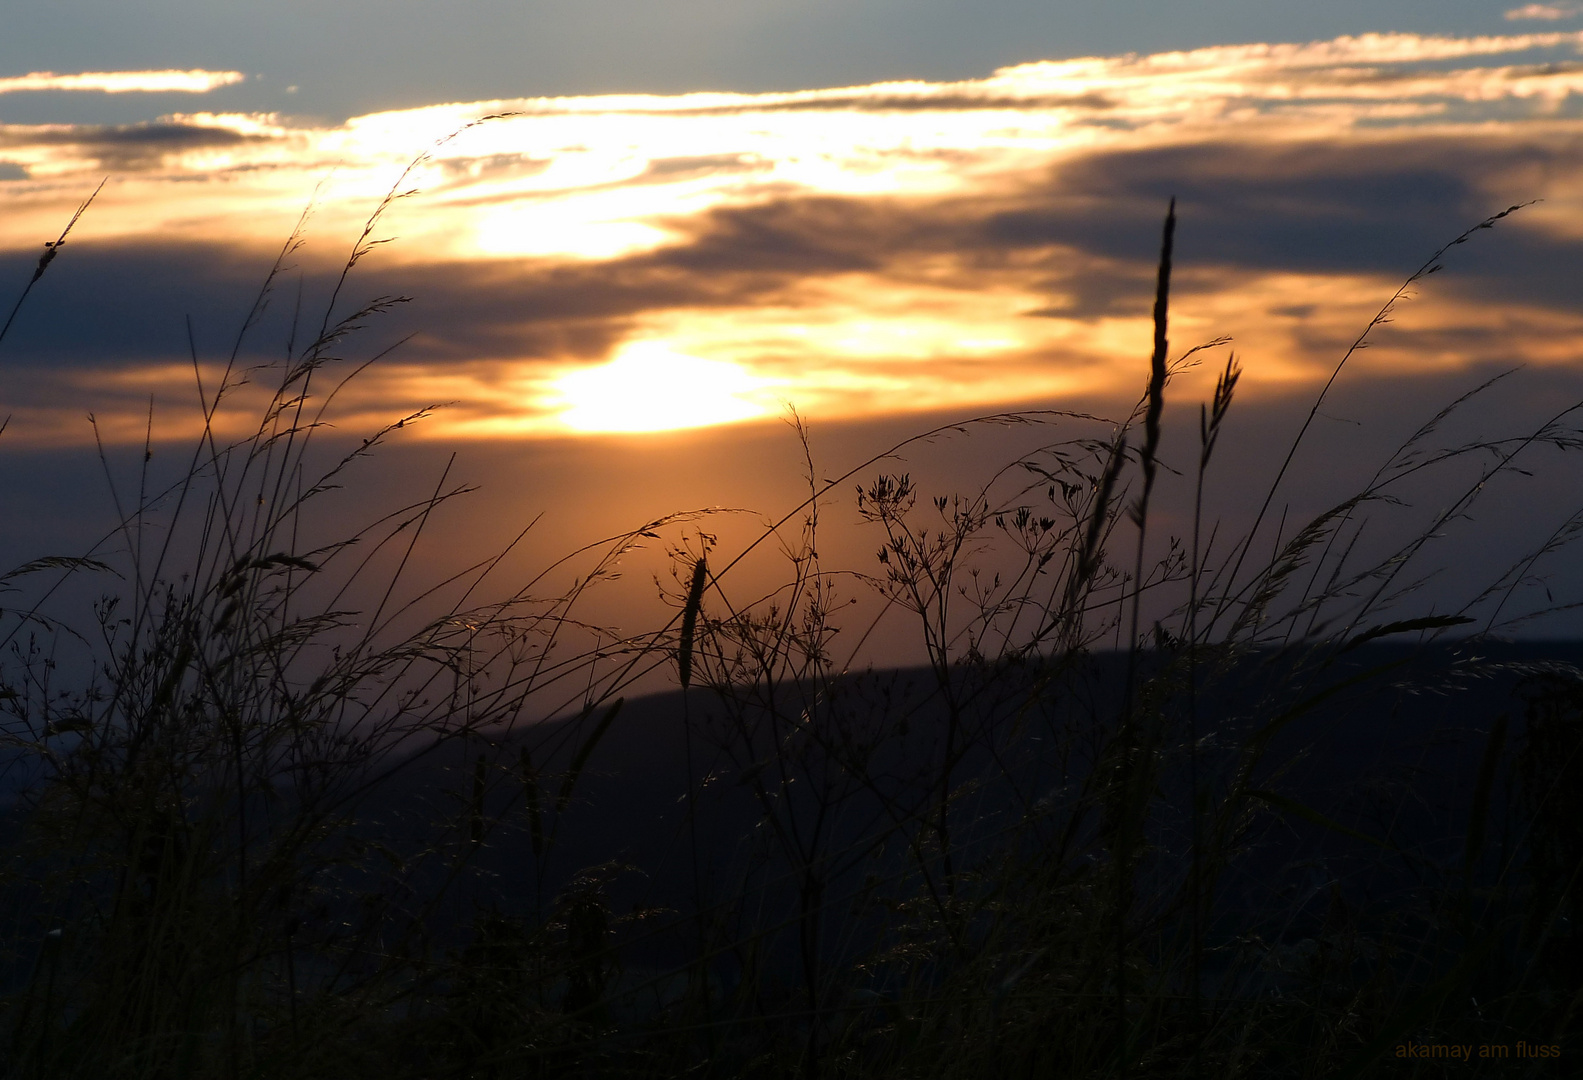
left=552, top=343, right=778, bottom=433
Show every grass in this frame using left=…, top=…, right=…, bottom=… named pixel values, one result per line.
left=0, top=168, right=1579, bottom=1079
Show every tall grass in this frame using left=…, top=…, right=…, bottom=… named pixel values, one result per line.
left=0, top=172, right=1579, bottom=1080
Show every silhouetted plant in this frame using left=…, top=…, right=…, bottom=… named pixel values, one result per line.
left=0, top=172, right=1579, bottom=1080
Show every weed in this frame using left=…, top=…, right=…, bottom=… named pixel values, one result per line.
left=0, top=178, right=1578, bottom=1080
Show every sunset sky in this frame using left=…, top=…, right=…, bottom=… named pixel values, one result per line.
left=6, top=2, right=1583, bottom=648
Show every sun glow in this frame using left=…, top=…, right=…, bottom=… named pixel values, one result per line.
left=552, top=344, right=778, bottom=434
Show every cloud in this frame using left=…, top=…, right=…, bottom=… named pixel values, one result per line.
left=0, top=120, right=279, bottom=173
left=0, top=70, right=245, bottom=95
left=1506, top=4, right=1583, bottom=21
left=3, top=32, right=1583, bottom=444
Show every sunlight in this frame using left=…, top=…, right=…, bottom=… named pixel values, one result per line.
left=552, top=343, right=778, bottom=433
left=471, top=195, right=675, bottom=260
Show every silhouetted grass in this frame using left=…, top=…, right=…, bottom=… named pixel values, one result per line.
left=0, top=169, right=1579, bottom=1080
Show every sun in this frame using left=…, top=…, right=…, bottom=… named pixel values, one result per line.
left=552, top=342, right=776, bottom=434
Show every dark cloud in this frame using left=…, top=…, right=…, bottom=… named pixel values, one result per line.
left=1007, top=137, right=1573, bottom=271
left=0, top=226, right=828, bottom=373
left=1021, top=262, right=1158, bottom=320
left=618, top=135, right=1583, bottom=319
left=5, top=126, right=1583, bottom=394
left=0, top=121, right=279, bottom=171
left=2, top=122, right=258, bottom=148
left=656, top=197, right=894, bottom=274
left=0, top=241, right=277, bottom=366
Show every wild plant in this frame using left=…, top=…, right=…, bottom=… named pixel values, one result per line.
left=1, top=162, right=1580, bottom=1080
left=644, top=200, right=1583, bottom=1080
left=0, top=150, right=693, bottom=1079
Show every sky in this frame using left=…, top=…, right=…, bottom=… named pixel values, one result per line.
left=0, top=1, right=1554, bottom=124
left=6, top=1, right=1583, bottom=655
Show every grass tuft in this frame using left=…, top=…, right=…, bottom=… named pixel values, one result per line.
left=0, top=185, right=1578, bottom=1080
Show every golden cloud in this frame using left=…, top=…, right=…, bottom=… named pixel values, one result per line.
left=2, top=33, right=1583, bottom=445
left=0, top=69, right=245, bottom=94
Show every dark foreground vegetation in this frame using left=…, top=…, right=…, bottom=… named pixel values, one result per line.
left=0, top=172, right=1579, bottom=1079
